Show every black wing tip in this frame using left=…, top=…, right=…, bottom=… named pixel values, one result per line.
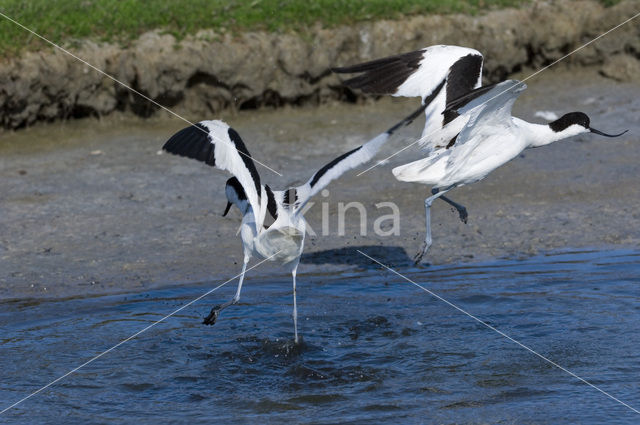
left=162, top=123, right=216, bottom=166
left=309, top=146, right=362, bottom=188
left=331, top=61, right=386, bottom=75
left=332, top=49, right=425, bottom=95
left=162, top=126, right=195, bottom=154
left=331, top=65, right=353, bottom=74
left=332, top=48, right=425, bottom=72
left=338, top=75, right=381, bottom=93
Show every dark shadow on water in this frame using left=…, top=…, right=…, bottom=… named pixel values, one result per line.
left=301, top=245, right=411, bottom=267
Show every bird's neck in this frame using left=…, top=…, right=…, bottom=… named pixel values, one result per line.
left=513, top=118, right=578, bottom=148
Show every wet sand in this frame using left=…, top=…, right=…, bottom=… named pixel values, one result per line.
left=1, top=67, right=639, bottom=299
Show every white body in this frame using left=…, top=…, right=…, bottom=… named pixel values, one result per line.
left=394, top=101, right=587, bottom=189
left=393, top=117, right=530, bottom=188
left=242, top=201, right=306, bottom=267
left=254, top=224, right=305, bottom=265
left=390, top=79, right=596, bottom=263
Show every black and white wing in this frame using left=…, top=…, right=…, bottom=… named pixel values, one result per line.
left=332, top=48, right=426, bottom=96
left=333, top=45, right=483, bottom=151
left=333, top=45, right=482, bottom=100
left=420, top=81, right=504, bottom=151
left=444, top=80, right=527, bottom=174
left=293, top=105, right=426, bottom=212
left=291, top=134, right=389, bottom=213
left=444, top=81, right=513, bottom=118
left=163, top=120, right=266, bottom=230
left=446, top=80, right=527, bottom=130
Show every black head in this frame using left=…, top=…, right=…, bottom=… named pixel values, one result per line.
left=225, top=177, right=246, bottom=199
left=549, top=111, right=627, bottom=138
left=549, top=112, right=590, bottom=132
left=223, top=177, right=247, bottom=216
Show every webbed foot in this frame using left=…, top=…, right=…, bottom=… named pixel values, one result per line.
left=202, top=307, right=221, bottom=325
left=413, top=243, right=429, bottom=265
left=458, top=207, right=468, bottom=224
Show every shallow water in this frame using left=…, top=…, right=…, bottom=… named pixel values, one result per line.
left=2, top=248, right=640, bottom=424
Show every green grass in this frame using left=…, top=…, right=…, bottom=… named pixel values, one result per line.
left=0, top=0, right=622, bottom=57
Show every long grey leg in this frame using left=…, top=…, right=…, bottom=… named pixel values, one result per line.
left=439, top=195, right=468, bottom=224
left=291, top=262, right=299, bottom=344
left=203, top=255, right=249, bottom=325
left=414, top=187, right=454, bottom=264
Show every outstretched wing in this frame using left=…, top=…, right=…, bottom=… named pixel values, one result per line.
left=444, top=80, right=527, bottom=173
left=294, top=104, right=426, bottom=212
left=444, top=81, right=516, bottom=118
left=332, top=48, right=426, bottom=96
left=418, top=81, right=504, bottom=151
left=163, top=120, right=266, bottom=229
left=292, top=134, right=389, bottom=213
left=333, top=45, right=482, bottom=101
left=333, top=45, right=483, bottom=153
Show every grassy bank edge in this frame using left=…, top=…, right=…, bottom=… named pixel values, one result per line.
left=0, top=0, right=620, bottom=58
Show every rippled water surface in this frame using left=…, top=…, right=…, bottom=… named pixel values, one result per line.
left=2, top=249, right=640, bottom=424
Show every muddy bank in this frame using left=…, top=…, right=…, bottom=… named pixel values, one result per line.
left=1, top=67, right=639, bottom=299
left=1, top=0, right=639, bottom=130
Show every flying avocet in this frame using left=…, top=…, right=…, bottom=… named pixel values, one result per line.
left=334, top=47, right=626, bottom=263
left=333, top=45, right=483, bottom=149
left=393, top=80, right=627, bottom=262
left=333, top=45, right=484, bottom=251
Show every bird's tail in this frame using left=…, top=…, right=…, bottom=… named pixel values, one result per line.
left=392, top=153, right=447, bottom=184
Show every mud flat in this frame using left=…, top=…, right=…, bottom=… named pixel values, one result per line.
left=1, top=67, right=638, bottom=299
left=1, top=0, right=639, bottom=130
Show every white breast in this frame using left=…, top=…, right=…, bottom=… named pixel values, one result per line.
left=255, top=226, right=305, bottom=264
left=442, top=132, right=526, bottom=187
